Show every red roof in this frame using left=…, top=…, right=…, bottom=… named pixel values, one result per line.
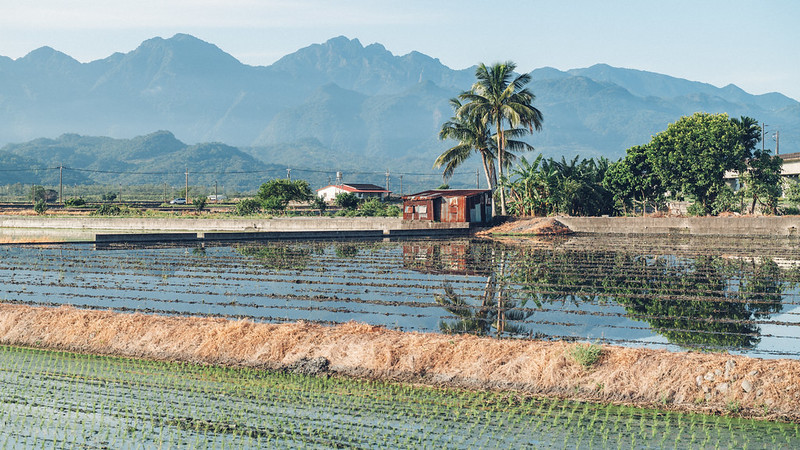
left=402, top=189, right=491, bottom=201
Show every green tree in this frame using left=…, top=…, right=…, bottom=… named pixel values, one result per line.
left=310, top=195, right=327, bottom=214
left=507, top=154, right=613, bottom=216
left=235, top=198, right=261, bottom=215
left=334, top=192, right=360, bottom=210
left=256, top=179, right=313, bottom=211
left=459, top=62, right=543, bottom=215
left=741, top=148, right=782, bottom=214
left=646, top=112, right=747, bottom=213
left=436, top=98, right=497, bottom=199
left=603, top=145, right=665, bottom=215
left=785, top=179, right=800, bottom=209
left=31, top=186, right=51, bottom=203
left=194, top=197, right=207, bottom=212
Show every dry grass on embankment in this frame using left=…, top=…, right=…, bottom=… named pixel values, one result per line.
left=1, top=303, right=798, bottom=423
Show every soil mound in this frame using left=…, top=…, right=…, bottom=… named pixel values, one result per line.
left=0, top=304, right=797, bottom=423
left=477, top=218, right=573, bottom=236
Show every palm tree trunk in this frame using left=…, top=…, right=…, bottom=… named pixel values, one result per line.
left=496, top=119, right=507, bottom=215
left=479, top=150, right=497, bottom=217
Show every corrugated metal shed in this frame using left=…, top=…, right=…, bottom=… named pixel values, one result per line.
left=402, top=189, right=492, bottom=224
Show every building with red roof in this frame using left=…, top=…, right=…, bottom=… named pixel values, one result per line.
left=317, top=183, right=391, bottom=202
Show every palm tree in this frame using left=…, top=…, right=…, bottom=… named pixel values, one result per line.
left=459, top=62, right=543, bottom=215
left=436, top=98, right=497, bottom=201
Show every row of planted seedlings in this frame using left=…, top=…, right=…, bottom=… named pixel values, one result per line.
left=0, top=344, right=797, bottom=448
left=1, top=238, right=799, bottom=356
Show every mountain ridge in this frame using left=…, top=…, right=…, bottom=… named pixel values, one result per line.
left=0, top=33, right=797, bottom=189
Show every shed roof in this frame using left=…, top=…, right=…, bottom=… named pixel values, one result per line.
left=403, top=189, right=491, bottom=201
left=317, top=183, right=390, bottom=193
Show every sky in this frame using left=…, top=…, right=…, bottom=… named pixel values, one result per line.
left=2, top=0, right=799, bottom=100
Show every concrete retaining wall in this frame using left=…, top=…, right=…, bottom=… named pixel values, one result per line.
left=557, top=216, right=800, bottom=236
left=0, top=216, right=400, bottom=232
left=0, top=216, right=470, bottom=233
left=1, top=216, right=473, bottom=243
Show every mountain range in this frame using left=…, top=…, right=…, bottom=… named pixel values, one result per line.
left=0, top=33, right=797, bottom=192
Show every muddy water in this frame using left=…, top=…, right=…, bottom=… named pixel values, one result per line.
left=1, top=235, right=799, bottom=359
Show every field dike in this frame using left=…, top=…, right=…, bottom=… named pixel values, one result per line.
left=1, top=303, right=798, bottom=423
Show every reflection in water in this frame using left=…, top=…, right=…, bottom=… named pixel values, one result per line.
left=406, top=240, right=788, bottom=351
left=235, top=242, right=321, bottom=270
left=1, top=237, right=796, bottom=357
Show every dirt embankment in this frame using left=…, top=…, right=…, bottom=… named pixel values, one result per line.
left=476, top=217, right=573, bottom=237
left=0, top=303, right=797, bottom=423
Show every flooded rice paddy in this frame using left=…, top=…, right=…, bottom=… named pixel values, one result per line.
left=1, top=234, right=799, bottom=359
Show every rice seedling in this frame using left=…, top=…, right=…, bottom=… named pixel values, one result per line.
left=9, top=347, right=798, bottom=448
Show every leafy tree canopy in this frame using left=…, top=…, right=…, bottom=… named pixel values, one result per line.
left=646, top=112, right=748, bottom=210
left=256, top=179, right=313, bottom=211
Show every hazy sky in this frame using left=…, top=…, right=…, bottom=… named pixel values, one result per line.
left=2, top=0, right=798, bottom=100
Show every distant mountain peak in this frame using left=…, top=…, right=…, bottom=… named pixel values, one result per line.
left=118, top=33, right=243, bottom=77
left=19, top=46, right=79, bottom=67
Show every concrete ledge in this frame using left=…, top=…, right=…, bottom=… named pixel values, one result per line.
left=203, top=230, right=386, bottom=241
left=387, top=228, right=472, bottom=237
left=95, top=233, right=199, bottom=243
left=557, top=216, right=800, bottom=237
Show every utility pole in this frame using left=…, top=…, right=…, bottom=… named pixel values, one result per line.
left=477, top=169, right=480, bottom=189
left=775, top=130, right=780, bottom=155
left=762, top=123, right=768, bottom=152
left=59, top=165, right=63, bottom=204
left=287, top=168, right=291, bottom=181
left=385, top=169, right=390, bottom=192
left=214, top=181, right=218, bottom=203
left=185, top=167, right=189, bottom=204
left=163, top=182, right=167, bottom=204
left=399, top=175, right=403, bottom=196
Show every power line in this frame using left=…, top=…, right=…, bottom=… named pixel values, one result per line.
left=0, top=164, right=477, bottom=178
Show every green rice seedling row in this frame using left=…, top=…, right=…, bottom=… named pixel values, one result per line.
left=0, top=345, right=797, bottom=448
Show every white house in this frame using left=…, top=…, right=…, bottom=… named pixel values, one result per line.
left=316, top=183, right=391, bottom=202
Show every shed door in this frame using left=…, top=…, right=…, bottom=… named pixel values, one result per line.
left=447, top=197, right=463, bottom=222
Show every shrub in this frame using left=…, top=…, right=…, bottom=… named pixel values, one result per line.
left=235, top=199, right=261, bottom=215
left=92, top=204, right=122, bottom=216
left=335, top=192, right=360, bottom=210
left=568, top=343, right=603, bottom=369
left=710, top=186, right=741, bottom=215
left=356, top=199, right=386, bottom=216
left=101, top=192, right=117, bottom=202
left=64, top=197, right=86, bottom=207
left=261, top=196, right=287, bottom=212
left=311, top=195, right=327, bottom=214
left=33, top=200, right=48, bottom=215
left=687, top=202, right=707, bottom=216
left=781, top=206, right=800, bottom=216
left=194, top=197, right=207, bottom=212
left=385, top=204, right=401, bottom=217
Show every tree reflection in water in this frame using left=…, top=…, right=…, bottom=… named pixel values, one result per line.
left=408, top=240, right=786, bottom=350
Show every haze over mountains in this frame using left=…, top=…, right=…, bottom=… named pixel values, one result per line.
left=1, top=33, right=797, bottom=191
